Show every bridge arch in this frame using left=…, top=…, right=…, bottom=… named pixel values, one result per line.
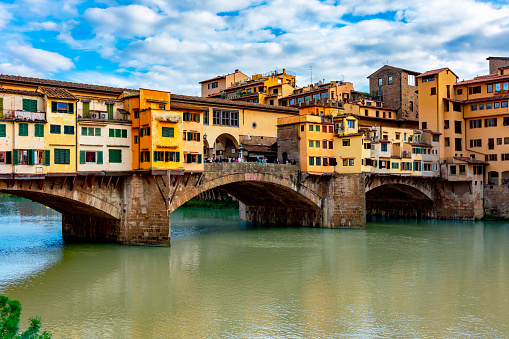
left=170, top=171, right=322, bottom=214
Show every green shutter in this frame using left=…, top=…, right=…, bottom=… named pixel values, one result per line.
left=95, top=128, right=101, bottom=136
left=162, top=127, right=168, bottom=137
left=88, top=127, right=94, bottom=136
left=82, top=127, right=88, bottom=136
left=153, top=151, right=158, bottom=162
left=187, top=132, right=192, bottom=141
left=13, top=149, right=18, bottom=165
left=0, top=124, right=6, bottom=137
left=23, top=99, right=30, bottom=111
left=115, top=129, right=121, bottom=138
left=80, top=150, right=86, bottom=164
left=35, top=124, right=44, bottom=137
left=198, top=154, right=202, bottom=164
left=197, top=113, right=200, bottom=123
left=108, top=149, right=121, bottom=163
left=97, top=151, right=103, bottom=164
left=52, top=102, right=57, bottom=112
left=19, top=123, right=28, bottom=136
left=197, top=133, right=200, bottom=142
left=68, top=103, right=74, bottom=114
left=83, top=102, right=90, bottom=118
left=0, top=98, right=3, bottom=118
left=28, top=149, right=34, bottom=165
left=44, top=150, right=50, bottom=166
left=109, top=128, right=114, bottom=137
left=122, top=129, right=127, bottom=138
left=30, top=99, right=37, bottom=112
left=64, top=149, right=70, bottom=164
left=176, top=152, right=180, bottom=162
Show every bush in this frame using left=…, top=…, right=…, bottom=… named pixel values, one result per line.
left=0, top=296, right=52, bottom=339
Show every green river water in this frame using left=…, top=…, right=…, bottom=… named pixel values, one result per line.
left=0, top=197, right=508, bottom=338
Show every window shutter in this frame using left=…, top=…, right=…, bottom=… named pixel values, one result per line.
left=154, top=151, right=158, bottom=162
left=52, top=101, right=57, bottom=112
left=169, top=127, right=174, bottom=137
left=64, top=149, right=70, bottom=164
left=13, top=149, right=18, bottom=165
left=122, top=129, right=127, bottom=138
left=147, top=127, right=150, bottom=136
left=176, top=152, right=180, bottom=162
left=44, top=150, right=50, bottom=166
left=197, top=113, right=200, bottom=123
left=30, top=99, right=37, bottom=112
left=82, top=127, right=88, bottom=136
left=83, top=102, right=90, bottom=118
left=80, top=150, right=86, bottom=164
left=494, top=118, right=497, bottom=127
left=162, top=127, right=168, bottom=137
left=28, top=149, right=34, bottom=165
left=23, top=99, right=30, bottom=111
left=109, top=128, right=114, bottom=137
left=198, top=154, right=202, bottom=164
left=187, top=132, right=192, bottom=141
left=115, top=129, right=121, bottom=138
left=0, top=124, right=6, bottom=137
left=0, top=98, right=3, bottom=118
left=6, top=151, right=12, bottom=164
left=197, top=133, right=200, bottom=142
left=97, top=151, right=103, bottom=164
left=95, top=128, right=101, bottom=136
left=165, top=151, right=169, bottom=162
left=68, top=103, right=74, bottom=114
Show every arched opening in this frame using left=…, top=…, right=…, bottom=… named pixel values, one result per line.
left=282, top=152, right=288, bottom=164
left=366, top=184, right=434, bottom=219
left=488, top=171, right=499, bottom=185
left=501, top=171, right=509, bottom=185
left=214, top=133, right=239, bottom=161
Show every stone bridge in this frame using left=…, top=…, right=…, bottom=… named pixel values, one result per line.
left=0, top=164, right=483, bottom=246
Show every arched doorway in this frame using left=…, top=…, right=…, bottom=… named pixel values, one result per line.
left=214, top=133, right=240, bottom=160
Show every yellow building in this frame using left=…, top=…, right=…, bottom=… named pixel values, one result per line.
left=279, top=81, right=354, bottom=107
left=125, top=89, right=183, bottom=172
left=200, top=69, right=250, bottom=98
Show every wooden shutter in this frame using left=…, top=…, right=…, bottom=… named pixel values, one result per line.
left=68, top=103, right=74, bottom=114
left=28, top=149, right=34, bottom=165
left=64, top=149, right=70, bottom=164
left=0, top=124, right=5, bottom=137
left=494, top=118, right=498, bottom=127
left=80, top=150, right=86, bottom=164
left=198, top=154, right=202, bottom=164
left=197, top=113, right=200, bottom=123
left=95, top=128, right=101, bottom=136
left=115, top=129, right=121, bottom=138
left=30, top=99, right=37, bottom=112
left=83, top=102, right=90, bottom=118
left=13, top=149, right=18, bottom=165
left=176, top=152, right=180, bottom=162
left=187, top=132, right=192, bottom=141
left=23, top=99, right=30, bottom=111
left=197, top=133, right=200, bottom=142
left=52, top=101, right=57, bottom=112
left=97, top=151, right=103, bottom=164
left=82, top=127, right=88, bottom=136
left=44, top=150, right=50, bottom=166
left=153, top=151, right=158, bottom=162
left=122, top=129, right=127, bottom=138
left=109, top=128, right=114, bottom=137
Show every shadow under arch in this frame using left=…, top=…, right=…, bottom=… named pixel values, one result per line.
left=365, top=183, right=434, bottom=219
left=1, top=189, right=119, bottom=219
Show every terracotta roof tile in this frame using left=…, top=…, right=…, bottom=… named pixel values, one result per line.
left=0, top=88, right=43, bottom=97
left=170, top=101, right=207, bottom=111
left=455, top=73, right=509, bottom=86
left=171, top=94, right=299, bottom=112
left=416, top=68, right=450, bottom=78
left=38, top=87, right=76, bottom=99
left=0, top=74, right=132, bottom=93
left=461, top=94, right=509, bottom=104
left=454, top=156, right=487, bottom=164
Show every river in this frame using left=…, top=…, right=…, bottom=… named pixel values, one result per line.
left=0, top=197, right=508, bottom=338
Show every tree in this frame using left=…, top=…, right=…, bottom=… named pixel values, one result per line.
left=0, top=296, right=52, bottom=339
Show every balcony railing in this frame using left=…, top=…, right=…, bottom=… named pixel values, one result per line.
left=0, top=110, right=46, bottom=121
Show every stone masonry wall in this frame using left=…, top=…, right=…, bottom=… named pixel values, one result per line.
left=484, top=184, right=509, bottom=218
left=434, top=181, right=484, bottom=220
left=324, top=173, right=366, bottom=228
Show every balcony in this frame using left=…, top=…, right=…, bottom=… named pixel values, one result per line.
left=1, top=110, right=46, bottom=122
left=79, top=109, right=130, bottom=122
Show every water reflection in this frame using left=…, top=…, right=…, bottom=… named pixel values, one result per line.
left=0, top=198, right=508, bottom=338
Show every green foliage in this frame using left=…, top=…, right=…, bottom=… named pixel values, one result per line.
left=181, top=198, right=239, bottom=209
left=0, top=296, right=52, bottom=339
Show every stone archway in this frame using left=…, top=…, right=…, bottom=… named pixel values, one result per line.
left=214, top=133, right=239, bottom=160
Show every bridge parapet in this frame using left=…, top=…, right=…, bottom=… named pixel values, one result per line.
left=204, top=163, right=300, bottom=174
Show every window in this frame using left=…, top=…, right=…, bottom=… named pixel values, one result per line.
left=486, top=103, right=493, bottom=109
left=502, top=101, right=508, bottom=108
left=212, top=109, right=239, bottom=127
left=0, top=124, right=5, bottom=137
left=203, top=110, right=209, bottom=125
left=457, top=89, right=463, bottom=95
left=488, top=154, right=497, bottom=161
left=503, top=117, right=509, bottom=126
left=488, top=138, right=494, bottom=150
left=381, top=143, right=388, bottom=152
left=502, top=154, right=509, bottom=161
left=388, top=76, right=392, bottom=85
left=485, top=118, right=497, bottom=127
left=80, top=150, right=103, bottom=164
left=309, top=157, right=314, bottom=166
left=50, top=125, right=61, bottom=134
left=487, top=84, right=493, bottom=93
left=376, top=111, right=379, bottom=117
left=392, top=162, right=399, bottom=169
left=162, top=127, right=174, bottom=138
left=22, top=99, right=37, bottom=112
left=496, top=83, right=501, bottom=91
left=328, top=141, right=333, bottom=149
left=315, top=140, right=320, bottom=147
left=289, top=99, right=295, bottom=105
left=445, top=137, right=450, bottom=147
left=106, top=103, right=114, bottom=120
left=343, top=139, right=350, bottom=146
left=469, top=86, right=481, bottom=94
left=495, top=102, right=500, bottom=109
left=312, top=94, right=319, bottom=100
left=64, top=125, right=74, bottom=135
left=422, top=75, right=434, bottom=83
left=134, top=136, right=139, bottom=144
left=183, top=112, right=201, bottom=122
left=450, top=165, right=456, bottom=175
left=51, top=102, right=74, bottom=114
left=408, top=74, right=416, bottom=86
left=316, top=157, right=321, bottom=166
left=18, top=123, right=28, bottom=136
left=54, top=148, right=70, bottom=164
left=453, top=102, right=461, bottom=112
left=470, top=139, right=482, bottom=147
left=185, top=131, right=201, bottom=142
left=479, top=104, right=484, bottom=110
left=470, top=119, right=482, bottom=128
left=471, top=105, right=477, bottom=111
left=378, top=78, right=382, bottom=86
left=109, top=128, right=128, bottom=138
left=212, top=82, right=218, bottom=89
left=322, top=140, right=327, bottom=149
left=134, top=110, right=139, bottom=119
left=159, top=104, right=165, bottom=110
left=455, top=138, right=462, bottom=151
left=430, top=87, right=437, bottom=95
left=454, top=121, right=462, bottom=134
left=497, top=138, right=502, bottom=145
left=364, top=109, right=368, bottom=116
left=328, top=126, right=333, bottom=133
left=109, top=149, right=122, bottom=163
left=347, top=120, right=355, bottom=129
left=505, top=137, right=509, bottom=144
left=422, top=122, right=427, bottom=129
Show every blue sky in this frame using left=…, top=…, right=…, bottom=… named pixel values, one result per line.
left=1, top=0, right=508, bottom=95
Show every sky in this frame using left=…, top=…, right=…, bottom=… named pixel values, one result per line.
left=1, top=0, right=509, bottom=95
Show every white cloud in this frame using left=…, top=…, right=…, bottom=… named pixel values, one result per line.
left=0, top=63, right=44, bottom=77
left=7, top=42, right=74, bottom=73
left=0, top=3, right=12, bottom=29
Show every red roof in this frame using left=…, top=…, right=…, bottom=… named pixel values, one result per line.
left=0, top=88, right=43, bottom=97
left=38, top=86, right=76, bottom=99
left=454, top=157, right=487, bottom=165
left=455, top=73, right=509, bottom=86
left=417, top=68, right=451, bottom=78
